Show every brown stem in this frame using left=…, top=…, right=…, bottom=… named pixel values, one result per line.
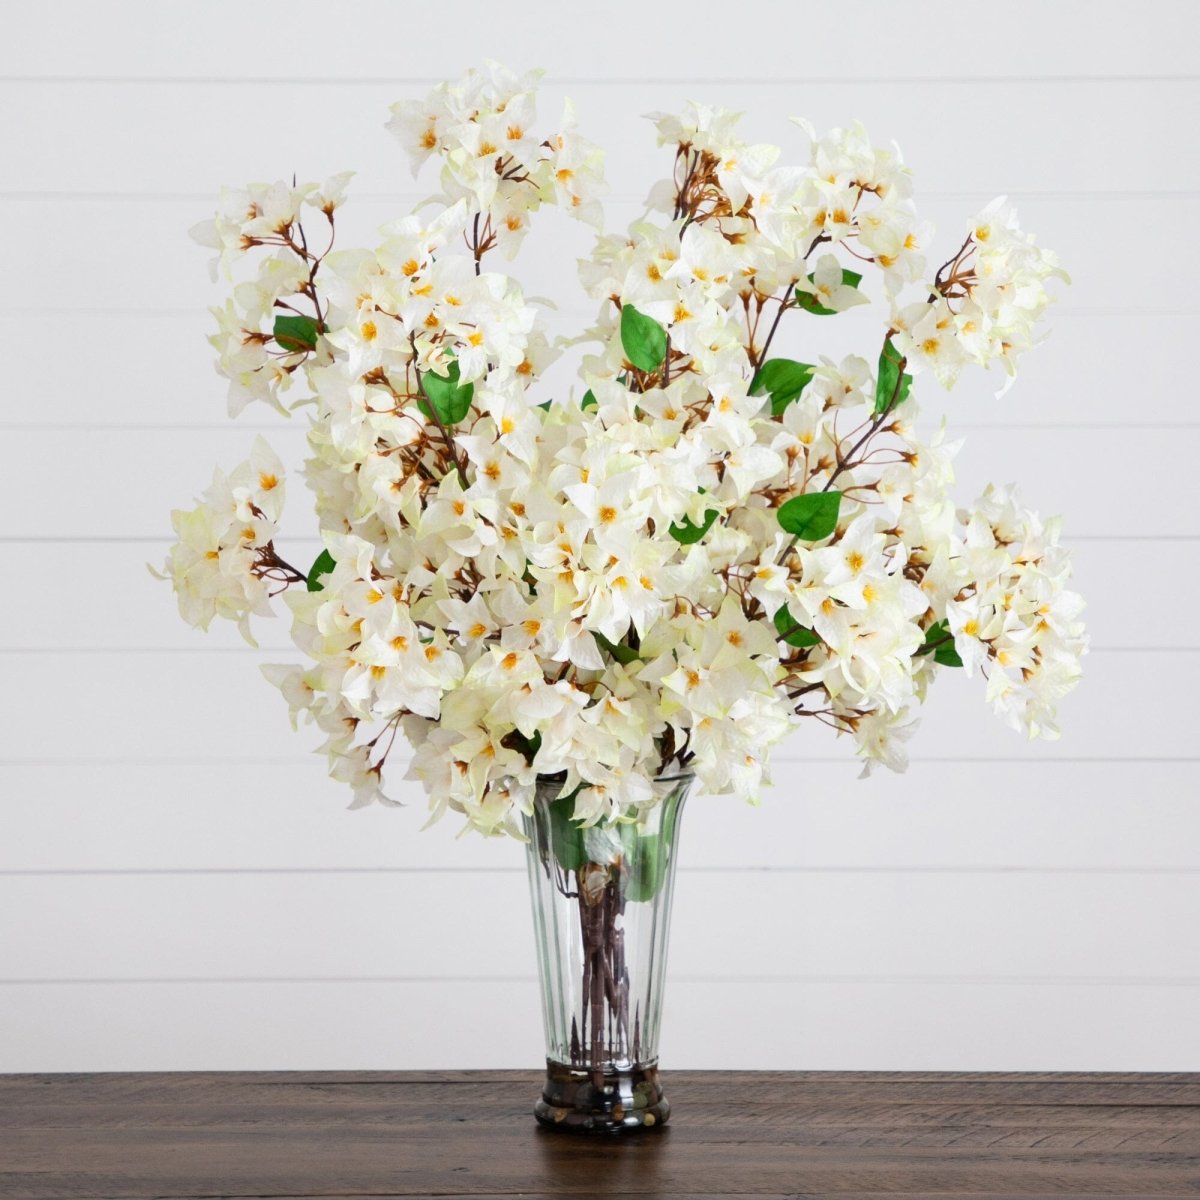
left=575, top=866, right=631, bottom=1085
left=409, top=336, right=470, bottom=488
left=753, top=282, right=795, bottom=370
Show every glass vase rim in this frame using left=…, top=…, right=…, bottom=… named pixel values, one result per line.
left=533, top=769, right=695, bottom=788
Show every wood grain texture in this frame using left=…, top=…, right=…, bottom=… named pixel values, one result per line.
left=0, top=1071, right=1197, bottom=1198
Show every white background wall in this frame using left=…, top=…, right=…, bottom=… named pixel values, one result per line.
left=1, top=0, right=1198, bottom=1073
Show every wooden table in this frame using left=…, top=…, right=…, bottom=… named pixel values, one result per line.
left=1, top=1071, right=1198, bottom=1198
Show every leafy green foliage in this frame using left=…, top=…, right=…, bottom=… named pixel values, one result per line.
left=581, top=388, right=598, bottom=410
left=620, top=304, right=668, bottom=372
left=669, top=505, right=719, bottom=545
left=795, top=269, right=863, bottom=316
left=777, top=490, right=842, bottom=542
left=875, top=336, right=912, bottom=415
left=934, top=641, right=964, bottom=668
left=620, top=821, right=668, bottom=902
left=920, top=619, right=964, bottom=667
left=545, top=789, right=588, bottom=872
left=503, top=728, right=543, bottom=763
left=773, top=604, right=820, bottom=647
left=419, top=357, right=475, bottom=425
left=594, top=632, right=640, bottom=664
left=306, top=549, right=336, bottom=592
left=750, top=358, right=816, bottom=415
left=273, top=313, right=319, bottom=354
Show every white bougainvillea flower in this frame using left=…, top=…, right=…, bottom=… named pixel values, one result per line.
left=161, top=65, right=1082, bottom=837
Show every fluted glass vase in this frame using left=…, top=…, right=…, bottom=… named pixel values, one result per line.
left=522, top=772, right=691, bottom=1133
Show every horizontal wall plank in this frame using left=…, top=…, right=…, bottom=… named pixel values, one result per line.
left=0, top=192, right=1171, bottom=319
left=0, top=647, right=1170, bottom=764
left=2, top=871, right=1194, bottom=983
left=0, top=538, right=1167, bottom=653
left=0, top=425, right=1188, bottom=540
left=2, top=762, right=1196, bottom=873
left=3, top=309, right=1189, bottom=431
left=1, top=977, right=1197, bottom=1073
left=4, top=1, right=1191, bottom=82
left=2, top=80, right=1196, bottom=199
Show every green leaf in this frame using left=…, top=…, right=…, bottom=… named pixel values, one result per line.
left=581, top=389, right=597, bottom=410
left=620, top=304, right=667, bottom=373
left=795, top=269, right=863, bottom=316
left=545, top=789, right=588, bottom=873
left=504, top=728, right=543, bottom=763
left=773, top=604, right=820, bottom=647
left=669, top=505, right=719, bottom=545
left=919, top=620, right=964, bottom=668
left=777, top=490, right=842, bottom=542
left=750, top=358, right=816, bottom=416
left=273, top=313, right=319, bottom=354
left=594, top=632, right=640, bottom=665
left=620, top=821, right=668, bottom=903
left=875, top=336, right=912, bottom=415
left=306, top=549, right=336, bottom=593
left=419, top=357, right=475, bottom=425
left=934, top=641, right=964, bottom=668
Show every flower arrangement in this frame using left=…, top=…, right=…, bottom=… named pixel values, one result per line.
left=162, top=63, right=1087, bottom=838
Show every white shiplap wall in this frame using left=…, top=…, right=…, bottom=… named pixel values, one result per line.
left=1, top=0, right=1198, bottom=1073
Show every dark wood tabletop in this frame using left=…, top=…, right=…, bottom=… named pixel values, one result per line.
left=1, top=1071, right=1198, bottom=1198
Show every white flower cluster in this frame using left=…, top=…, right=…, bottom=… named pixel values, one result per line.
left=388, top=61, right=605, bottom=252
left=944, top=485, right=1088, bottom=739
left=191, top=174, right=354, bottom=415
left=892, top=196, right=1069, bottom=388
left=153, top=438, right=294, bottom=644
left=161, top=64, right=1086, bottom=836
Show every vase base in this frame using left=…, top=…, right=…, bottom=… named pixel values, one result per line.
left=534, top=1060, right=669, bottom=1133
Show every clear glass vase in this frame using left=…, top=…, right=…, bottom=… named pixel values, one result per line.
left=522, top=772, right=691, bottom=1133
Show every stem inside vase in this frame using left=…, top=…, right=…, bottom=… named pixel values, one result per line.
left=569, top=861, right=631, bottom=1084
